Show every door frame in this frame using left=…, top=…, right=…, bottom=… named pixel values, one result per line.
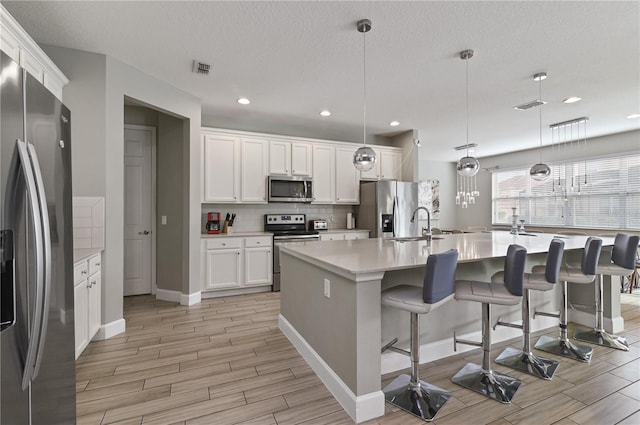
left=123, top=124, right=157, bottom=295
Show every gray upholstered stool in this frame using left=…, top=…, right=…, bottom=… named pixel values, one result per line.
left=492, top=239, right=565, bottom=380
left=381, top=249, right=458, bottom=421
left=575, top=233, right=639, bottom=351
left=451, top=244, right=527, bottom=404
left=534, top=237, right=602, bottom=362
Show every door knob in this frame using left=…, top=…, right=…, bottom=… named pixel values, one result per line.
left=138, top=230, right=150, bottom=235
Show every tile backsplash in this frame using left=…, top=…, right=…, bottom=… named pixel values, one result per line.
left=202, top=204, right=355, bottom=233
left=73, top=197, right=105, bottom=249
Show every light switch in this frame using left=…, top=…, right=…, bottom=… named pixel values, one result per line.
left=161, top=215, right=167, bottom=225
left=324, top=278, right=330, bottom=298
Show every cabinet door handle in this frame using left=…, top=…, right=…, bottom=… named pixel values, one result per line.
left=81, top=270, right=88, bottom=275
left=221, top=243, right=226, bottom=246
left=95, top=263, right=100, bottom=267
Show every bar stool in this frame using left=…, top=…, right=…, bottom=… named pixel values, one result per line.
left=492, top=239, right=565, bottom=380
left=575, top=233, right=639, bottom=351
left=534, top=237, right=602, bottom=362
left=452, top=244, right=527, bottom=403
left=381, top=249, right=458, bottom=421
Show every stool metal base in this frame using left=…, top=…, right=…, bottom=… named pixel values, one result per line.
left=452, top=363, right=521, bottom=404
left=574, top=329, right=629, bottom=351
left=535, top=335, right=593, bottom=362
left=494, top=347, right=559, bottom=380
left=383, top=374, right=451, bottom=421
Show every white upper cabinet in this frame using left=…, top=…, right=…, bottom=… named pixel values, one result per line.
left=202, top=133, right=240, bottom=202
left=269, top=141, right=312, bottom=176
left=240, top=138, right=269, bottom=203
left=360, top=148, right=402, bottom=181
left=312, top=144, right=335, bottom=203
left=0, top=5, right=68, bottom=100
left=335, top=146, right=360, bottom=204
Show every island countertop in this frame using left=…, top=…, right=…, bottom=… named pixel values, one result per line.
left=279, top=231, right=610, bottom=276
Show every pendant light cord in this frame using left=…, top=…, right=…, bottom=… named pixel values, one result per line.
left=539, top=76, right=543, bottom=163
left=465, top=55, right=469, bottom=157
left=363, top=29, right=367, bottom=147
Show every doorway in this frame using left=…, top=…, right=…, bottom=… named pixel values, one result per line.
left=123, top=125, right=156, bottom=295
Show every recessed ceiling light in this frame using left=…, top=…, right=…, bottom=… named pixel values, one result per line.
left=533, top=72, right=547, bottom=81
left=320, top=110, right=331, bottom=117
left=237, top=98, right=250, bottom=105
left=627, top=113, right=640, bottom=119
left=389, top=121, right=400, bottom=127
left=563, top=97, right=582, bottom=104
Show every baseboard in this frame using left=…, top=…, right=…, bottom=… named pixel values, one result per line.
left=569, top=308, right=624, bottom=333
left=201, top=286, right=271, bottom=299
left=279, top=314, right=385, bottom=423
left=94, top=318, right=126, bottom=340
left=181, top=291, right=201, bottom=306
left=381, top=315, right=558, bottom=374
left=155, top=288, right=182, bottom=303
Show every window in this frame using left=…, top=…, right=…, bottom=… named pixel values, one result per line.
left=492, top=153, right=640, bottom=230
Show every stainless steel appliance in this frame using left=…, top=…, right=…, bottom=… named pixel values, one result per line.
left=268, top=176, right=314, bottom=203
left=1, top=51, right=76, bottom=424
left=357, top=180, right=420, bottom=238
left=308, top=219, right=328, bottom=231
left=265, top=214, right=319, bottom=291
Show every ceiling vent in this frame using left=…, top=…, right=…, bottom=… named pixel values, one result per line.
left=514, top=99, right=546, bottom=111
left=192, top=60, right=211, bottom=75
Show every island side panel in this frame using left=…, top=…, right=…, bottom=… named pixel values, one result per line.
left=279, top=252, right=382, bottom=397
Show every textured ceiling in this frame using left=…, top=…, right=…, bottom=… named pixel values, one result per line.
left=4, top=1, right=639, bottom=161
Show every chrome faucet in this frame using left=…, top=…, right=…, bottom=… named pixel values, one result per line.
left=410, top=207, right=432, bottom=239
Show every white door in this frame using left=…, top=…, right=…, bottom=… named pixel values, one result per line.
left=124, top=126, right=154, bottom=295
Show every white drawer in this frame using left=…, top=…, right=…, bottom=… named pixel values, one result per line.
left=88, top=254, right=102, bottom=275
left=245, top=237, right=272, bottom=248
left=73, top=261, right=89, bottom=285
left=205, top=238, right=242, bottom=250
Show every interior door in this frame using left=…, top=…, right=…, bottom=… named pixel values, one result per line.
left=123, top=126, right=153, bottom=296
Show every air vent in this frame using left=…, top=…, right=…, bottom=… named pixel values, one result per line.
left=192, top=60, right=211, bottom=75
left=514, top=99, right=546, bottom=111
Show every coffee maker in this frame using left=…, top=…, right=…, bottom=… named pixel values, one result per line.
left=206, top=212, right=221, bottom=234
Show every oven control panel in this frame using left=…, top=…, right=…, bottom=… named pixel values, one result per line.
left=265, top=214, right=306, bottom=225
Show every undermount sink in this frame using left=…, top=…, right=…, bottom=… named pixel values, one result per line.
left=392, top=236, right=444, bottom=242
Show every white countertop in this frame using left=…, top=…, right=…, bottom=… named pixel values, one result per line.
left=322, top=228, right=369, bottom=234
left=74, top=248, right=102, bottom=264
left=279, top=231, right=614, bottom=276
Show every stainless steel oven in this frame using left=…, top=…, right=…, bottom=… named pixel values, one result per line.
left=265, top=214, right=319, bottom=291
left=268, top=176, right=313, bottom=203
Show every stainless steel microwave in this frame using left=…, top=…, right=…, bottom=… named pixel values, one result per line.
left=268, top=176, right=314, bottom=203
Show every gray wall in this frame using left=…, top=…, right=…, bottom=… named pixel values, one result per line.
left=392, top=129, right=419, bottom=182
left=418, top=159, right=457, bottom=229
left=44, top=45, right=201, bottom=327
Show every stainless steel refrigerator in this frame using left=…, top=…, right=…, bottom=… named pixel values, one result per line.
left=1, top=51, right=76, bottom=424
left=357, top=180, right=419, bottom=238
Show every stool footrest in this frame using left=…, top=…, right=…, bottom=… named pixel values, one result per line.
left=533, top=309, right=559, bottom=319
left=494, top=347, right=559, bottom=380
left=453, top=330, right=482, bottom=352
left=452, top=362, right=521, bottom=404
left=381, top=338, right=399, bottom=354
left=493, top=317, right=523, bottom=331
left=534, top=335, right=592, bottom=362
left=574, top=329, right=629, bottom=351
left=383, top=374, right=451, bottom=421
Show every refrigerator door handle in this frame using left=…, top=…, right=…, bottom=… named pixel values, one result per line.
left=26, top=142, right=52, bottom=381
left=14, top=139, right=47, bottom=390
left=393, top=196, right=398, bottom=238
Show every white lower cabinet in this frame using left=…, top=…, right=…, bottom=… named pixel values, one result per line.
left=320, top=233, right=345, bottom=241
left=202, top=236, right=272, bottom=293
left=74, top=253, right=102, bottom=359
left=345, top=231, right=370, bottom=240
left=320, top=231, right=369, bottom=241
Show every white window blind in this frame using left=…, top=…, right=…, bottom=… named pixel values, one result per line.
left=492, top=153, right=640, bottom=229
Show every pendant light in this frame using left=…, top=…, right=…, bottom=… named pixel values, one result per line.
left=529, top=72, right=551, bottom=181
left=456, top=49, right=480, bottom=208
left=353, top=19, right=377, bottom=171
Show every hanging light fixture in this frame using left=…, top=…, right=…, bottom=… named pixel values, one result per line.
left=529, top=72, right=551, bottom=181
left=456, top=49, right=480, bottom=208
left=353, top=19, right=377, bottom=171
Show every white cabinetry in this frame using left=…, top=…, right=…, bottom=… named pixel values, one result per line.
left=74, top=253, right=102, bottom=359
left=345, top=231, right=370, bottom=240
left=202, top=132, right=268, bottom=203
left=360, top=148, right=402, bottom=181
left=320, top=231, right=369, bottom=241
left=269, top=141, right=312, bottom=176
left=320, top=233, right=345, bottom=241
left=335, top=146, right=360, bottom=204
left=0, top=5, right=68, bottom=100
left=202, top=236, right=272, bottom=294
left=312, top=144, right=335, bottom=203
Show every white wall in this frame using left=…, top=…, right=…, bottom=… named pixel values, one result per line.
left=418, top=160, right=457, bottom=229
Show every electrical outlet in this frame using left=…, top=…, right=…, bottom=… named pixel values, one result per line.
left=329, top=215, right=335, bottom=223
left=324, top=278, right=330, bottom=298
left=161, top=215, right=167, bottom=225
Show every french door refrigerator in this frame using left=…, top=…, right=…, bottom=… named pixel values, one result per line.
left=357, top=180, right=419, bottom=238
left=1, top=51, right=76, bottom=424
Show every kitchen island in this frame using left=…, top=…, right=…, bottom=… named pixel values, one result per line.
left=278, top=231, right=617, bottom=423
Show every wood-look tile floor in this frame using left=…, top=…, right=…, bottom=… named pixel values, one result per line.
left=76, top=291, right=640, bottom=425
